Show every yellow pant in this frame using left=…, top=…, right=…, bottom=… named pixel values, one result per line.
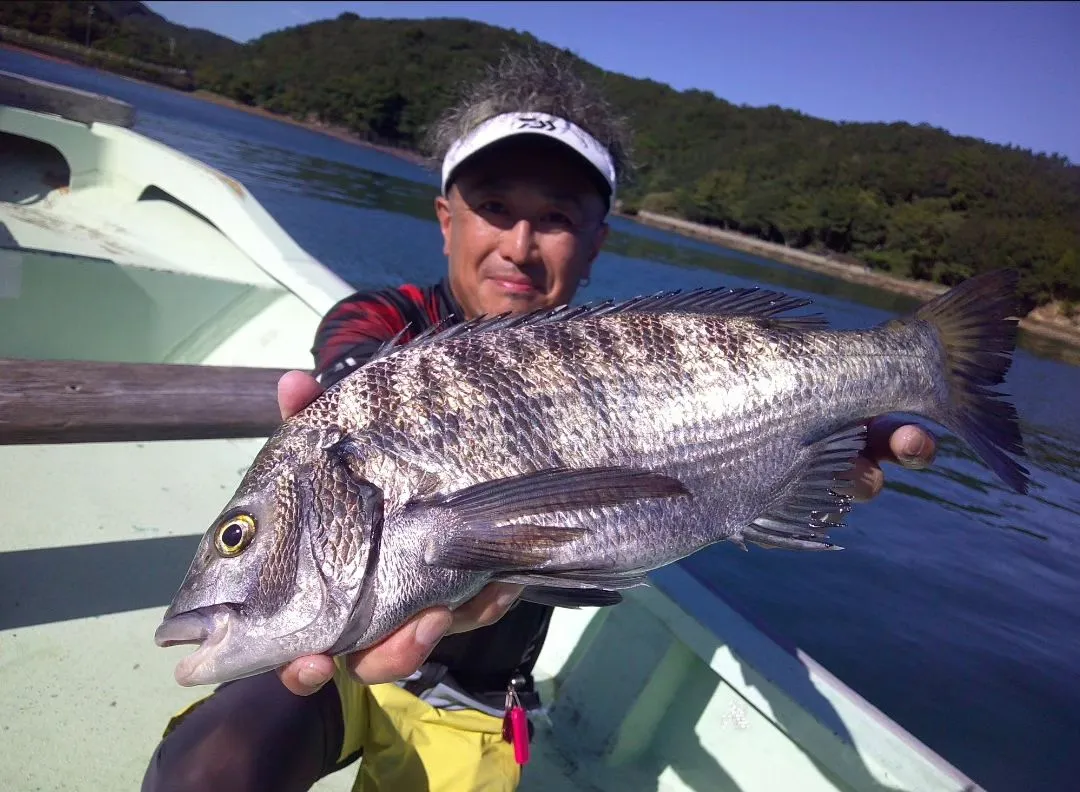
left=159, top=664, right=521, bottom=792
left=334, top=661, right=521, bottom=792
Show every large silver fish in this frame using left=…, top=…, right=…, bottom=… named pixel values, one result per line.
left=156, top=269, right=1030, bottom=686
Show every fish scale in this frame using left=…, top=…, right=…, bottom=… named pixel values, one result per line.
left=155, top=271, right=1032, bottom=686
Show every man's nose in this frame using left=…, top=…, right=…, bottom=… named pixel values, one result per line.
left=499, top=219, right=536, bottom=265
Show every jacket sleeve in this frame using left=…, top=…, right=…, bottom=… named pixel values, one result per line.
left=310, top=289, right=407, bottom=388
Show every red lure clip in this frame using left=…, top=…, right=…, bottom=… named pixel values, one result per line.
left=509, top=705, right=530, bottom=765
left=502, top=677, right=531, bottom=765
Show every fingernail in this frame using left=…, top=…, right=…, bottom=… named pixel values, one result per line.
left=495, top=590, right=519, bottom=609
left=298, top=661, right=328, bottom=692
left=898, top=429, right=928, bottom=465
left=415, top=611, right=452, bottom=649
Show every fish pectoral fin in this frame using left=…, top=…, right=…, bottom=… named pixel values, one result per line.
left=518, top=586, right=624, bottom=609
left=425, top=521, right=588, bottom=571
left=742, top=423, right=868, bottom=552
left=414, top=466, right=688, bottom=572
left=414, top=465, right=691, bottom=523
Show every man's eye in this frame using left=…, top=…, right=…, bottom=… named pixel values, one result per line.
left=543, top=212, right=575, bottom=228
left=479, top=200, right=507, bottom=214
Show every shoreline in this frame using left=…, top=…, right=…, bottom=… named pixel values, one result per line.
left=189, top=89, right=434, bottom=168
left=625, top=210, right=1080, bottom=348
left=0, top=42, right=434, bottom=166
left=5, top=41, right=1079, bottom=350
left=625, top=210, right=950, bottom=301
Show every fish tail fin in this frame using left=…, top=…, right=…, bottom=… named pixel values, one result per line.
left=909, top=268, right=1030, bottom=494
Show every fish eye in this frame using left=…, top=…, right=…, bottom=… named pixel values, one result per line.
left=214, top=514, right=256, bottom=558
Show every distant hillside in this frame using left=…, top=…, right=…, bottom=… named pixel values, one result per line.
left=0, top=0, right=240, bottom=70
left=3, top=4, right=1078, bottom=311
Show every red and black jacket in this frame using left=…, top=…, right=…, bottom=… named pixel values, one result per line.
left=311, top=279, right=552, bottom=708
left=312, top=280, right=463, bottom=389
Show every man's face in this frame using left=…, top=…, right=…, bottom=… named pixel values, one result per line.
left=435, top=136, right=610, bottom=319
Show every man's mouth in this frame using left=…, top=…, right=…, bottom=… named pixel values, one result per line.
left=489, top=275, right=538, bottom=295
left=495, top=279, right=535, bottom=294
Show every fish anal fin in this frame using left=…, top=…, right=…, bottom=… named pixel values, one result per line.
left=743, top=424, right=867, bottom=552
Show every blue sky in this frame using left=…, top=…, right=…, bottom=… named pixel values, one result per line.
left=146, top=1, right=1080, bottom=163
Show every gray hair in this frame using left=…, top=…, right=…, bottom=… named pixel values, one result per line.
left=424, top=47, right=634, bottom=187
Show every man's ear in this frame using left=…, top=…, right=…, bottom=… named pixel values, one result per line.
left=588, top=221, right=610, bottom=266
left=435, top=194, right=452, bottom=257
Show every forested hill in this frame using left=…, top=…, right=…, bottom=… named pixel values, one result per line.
left=0, top=1, right=239, bottom=70
left=4, top=4, right=1078, bottom=311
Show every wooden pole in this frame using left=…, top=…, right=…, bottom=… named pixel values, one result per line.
left=0, top=358, right=292, bottom=445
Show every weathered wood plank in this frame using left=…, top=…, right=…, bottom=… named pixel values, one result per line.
left=0, top=358, right=293, bottom=445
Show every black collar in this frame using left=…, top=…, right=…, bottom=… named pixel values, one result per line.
left=433, top=278, right=466, bottom=322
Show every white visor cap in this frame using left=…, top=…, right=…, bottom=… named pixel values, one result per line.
left=440, top=112, right=617, bottom=207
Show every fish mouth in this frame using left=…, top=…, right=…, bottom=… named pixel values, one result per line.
left=154, top=604, right=238, bottom=686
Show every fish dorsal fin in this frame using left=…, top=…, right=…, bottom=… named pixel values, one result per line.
left=368, top=286, right=829, bottom=362
left=741, top=423, right=868, bottom=552
left=368, top=325, right=412, bottom=364
left=368, top=316, right=459, bottom=364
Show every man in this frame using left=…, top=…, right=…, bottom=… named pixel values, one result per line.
left=142, top=51, right=936, bottom=792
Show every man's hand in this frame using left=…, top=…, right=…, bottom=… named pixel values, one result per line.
left=844, top=415, right=937, bottom=502
left=273, top=370, right=523, bottom=697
